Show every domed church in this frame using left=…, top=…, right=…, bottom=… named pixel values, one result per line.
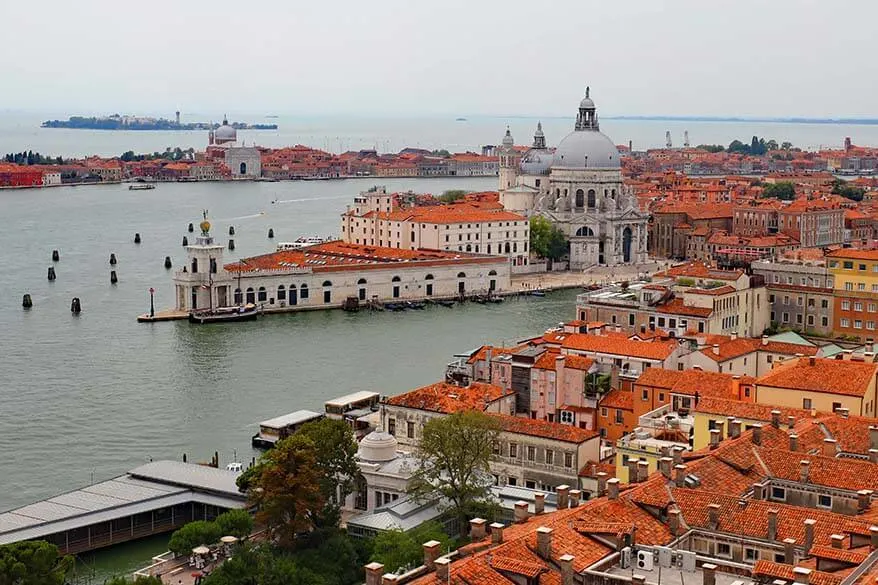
left=499, top=88, right=648, bottom=269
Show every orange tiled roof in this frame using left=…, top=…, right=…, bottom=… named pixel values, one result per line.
left=385, top=381, right=513, bottom=414
left=826, top=248, right=878, bottom=260
left=560, top=333, right=678, bottom=361
left=752, top=560, right=844, bottom=585
left=757, top=446, right=878, bottom=492
left=655, top=298, right=714, bottom=318
left=599, top=389, right=633, bottom=410
left=694, top=396, right=816, bottom=423
left=491, top=414, right=598, bottom=444
left=757, top=357, right=878, bottom=398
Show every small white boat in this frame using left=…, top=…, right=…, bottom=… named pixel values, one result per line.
left=129, top=183, right=156, bottom=191
left=276, top=236, right=328, bottom=251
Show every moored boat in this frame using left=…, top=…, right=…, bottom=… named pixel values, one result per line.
left=129, top=183, right=156, bottom=191
left=188, top=303, right=259, bottom=324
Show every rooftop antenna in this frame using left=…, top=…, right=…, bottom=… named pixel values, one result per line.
left=666, top=131, right=673, bottom=149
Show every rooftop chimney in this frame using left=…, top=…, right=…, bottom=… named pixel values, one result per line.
left=469, top=517, right=486, bottom=540
left=771, top=410, right=782, bottom=428
left=823, top=438, right=837, bottom=457
left=537, top=526, right=553, bottom=558
left=659, top=457, right=674, bottom=479
left=809, top=356, right=816, bottom=366
left=365, top=562, right=385, bottom=585
left=514, top=501, right=529, bottom=523
left=762, top=334, right=769, bottom=346
left=800, top=460, right=810, bottom=484
left=710, top=429, right=721, bottom=449
left=729, top=419, right=742, bottom=438
left=559, top=554, right=575, bottom=585
left=804, top=519, right=816, bottom=552
left=793, top=567, right=812, bottom=585
left=789, top=433, right=798, bottom=452
left=674, top=464, right=688, bottom=487
left=703, top=563, right=718, bottom=585
left=870, top=526, right=878, bottom=550
left=708, top=503, right=721, bottom=530
left=870, top=426, right=878, bottom=451
left=752, top=482, right=764, bottom=501
left=669, top=508, right=682, bottom=536
left=627, top=458, right=640, bottom=482
left=490, top=522, right=505, bottom=544
left=382, top=574, right=399, bottom=585
left=731, top=331, right=738, bottom=341
left=672, top=446, right=684, bottom=464
left=783, top=538, right=797, bottom=564
left=715, top=420, right=726, bottom=440
left=858, top=490, right=873, bottom=513
left=830, top=534, right=845, bottom=549
left=534, top=492, right=545, bottom=515
left=637, top=460, right=650, bottom=483
left=870, top=449, right=878, bottom=464
left=712, top=344, right=720, bottom=356
left=608, top=477, right=620, bottom=500
left=596, top=472, right=609, bottom=496
left=752, top=424, right=763, bottom=446
left=423, top=541, right=441, bottom=571
left=768, top=509, right=779, bottom=541
left=787, top=415, right=796, bottom=429
left=435, top=557, right=451, bottom=583
left=569, top=489, right=582, bottom=508
left=556, top=485, right=570, bottom=509
left=837, top=407, right=849, bottom=418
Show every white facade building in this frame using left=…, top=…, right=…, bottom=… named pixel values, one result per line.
left=499, top=89, right=649, bottom=269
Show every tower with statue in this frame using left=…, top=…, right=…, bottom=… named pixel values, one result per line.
left=173, top=211, right=233, bottom=312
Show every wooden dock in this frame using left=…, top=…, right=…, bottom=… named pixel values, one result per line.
left=137, top=309, right=188, bottom=323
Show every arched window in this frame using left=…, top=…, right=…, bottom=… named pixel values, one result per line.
left=234, top=288, right=242, bottom=304
left=391, top=276, right=401, bottom=298
left=575, top=226, right=595, bottom=237
left=210, top=258, right=217, bottom=273
left=555, top=188, right=560, bottom=197
left=358, top=278, right=367, bottom=285
left=300, top=283, right=309, bottom=300
left=587, top=189, right=596, bottom=208
left=425, top=273, right=434, bottom=296
left=391, top=276, right=401, bottom=282
left=513, top=242, right=517, bottom=253
left=246, top=287, right=255, bottom=304
left=191, top=258, right=198, bottom=273
left=322, top=281, right=332, bottom=304
left=611, top=189, right=617, bottom=197
left=277, top=284, right=286, bottom=301
left=457, top=272, right=466, bottom=278
left=358, top=278, right=367, bottom=300
left=575, top=189, right=584, bottom=208
left=466, top=244, right=472, bottom=252
left=489, top=270, right=497, bottom=276
left=240, top=162, right=247, bottom=175
left=322, top=280, right=332, bottom=287
left=257, top=286, right=267, bottom=302
left=457, top=272, right=466, bottom=295
left=487, top=244, right=492, bottom=254
left=289, top=284, right=298, bottom=305
left=504, top=242, right=510, bottom=254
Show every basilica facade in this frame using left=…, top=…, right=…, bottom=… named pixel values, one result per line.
left=499, top=89, right=648, bottom=269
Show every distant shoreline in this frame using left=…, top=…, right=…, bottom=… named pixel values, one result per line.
left=603, top=115, right=878, bottom=126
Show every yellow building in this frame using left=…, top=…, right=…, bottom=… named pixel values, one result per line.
left=827, top=248, right=878, bottom=341
left=754, top=356, right=878, bottom=418
left=614, top=426, right=689, bottom=483
left=691, top=396, right=816, bottom=451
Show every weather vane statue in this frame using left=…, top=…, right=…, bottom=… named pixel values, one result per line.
left=199, top=209, right=211, bottom=236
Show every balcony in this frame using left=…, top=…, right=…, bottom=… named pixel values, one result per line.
left=637, top=403, right=694, bottom=434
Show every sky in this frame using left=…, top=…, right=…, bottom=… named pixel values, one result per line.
left=2, top=0, right=876, bottom=119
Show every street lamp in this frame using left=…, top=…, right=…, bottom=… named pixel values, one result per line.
left=149, top=287, right=155, bottom=318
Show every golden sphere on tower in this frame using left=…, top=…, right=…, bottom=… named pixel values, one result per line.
left=200, top=220, right=211, bottom=234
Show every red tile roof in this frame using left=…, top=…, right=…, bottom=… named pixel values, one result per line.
left=599, top=389, right=633, bottom=410
left=655, top=298, right=714, bottom=318
left=757, top=357, right=878, bottom=397
left=560, top=333, right=678, bottom=361
left=385, top=381, right=513, bottom=414
left=694, top=396, right=817, bottom=423
left=827, top=248, right=878, bottom=260
left=492, top=414, right=598, bottom=443
left=752, top=560, right=844, bottom=585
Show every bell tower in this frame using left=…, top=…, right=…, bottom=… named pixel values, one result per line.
left=498, top=126, right=520, bottom=190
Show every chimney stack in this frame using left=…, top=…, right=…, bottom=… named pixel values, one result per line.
left=762, top=334, right=769, bottom=346
left=810, top=356, right=817, bottom=366
left=365, top=562, right=385, bottom=585
left=709, top=429, right=721, bottom=449
left=708, top=503, right=721, bottom=530
left=783, top=538, right=797, bottom=564
left=569, top=489, right=581, bottom=508
left=608, top=477, right=620, bottom=500
left=435, top=557, right=451, bottom=583
left=870, top=526, right=878, bottom=550
left=752, top=482, right=764, bottom=501
left=672, top=446, right=684, bottom=464
left=556, top=485, right=570, bottom=509
left=771, top=410, right=781, bottom=428
left=536, top=526, right=553, bottom=559
left=490, top=522, right=505, bottom=544
left=830, top=534, right=845, bottom=549
left=534, top=492, right=545, bottom=515
left=637, top=460, right=650, bottom=483
left=870, top=449, right=878, bottom=464
left=702, top=563, right=718, bottom=585
left=804, top=519, right=816, bottom=552
left=793, top=567, right=812, bottom=585
left=469, top=518, right=486, bottom=540
left=768, top=509, right=779, bottom=541
left=674, top=464, right=688, bottom=487
left=715, top=420, right=726, bottom=440
left=559, top=554, right=575, bottom=585
left=423, top=541, right=441, bottom=570
left=800, top=460, right=810, bottom=484
left=752, top=424, right=763, bottom=446
left=382, top=574, right=399, bottom=585
left=731, top=331, right=738, bottom=341
left=514, top=501, right=529, bottom=523
left=712, top=344, right=720, bottom=356
left=858, top=490, right=873, bottom=512
left=837, top=407, right=849, bottom=419
left=789, top=434, right=798, bottom=452
left=823, top=438, right=837, bottom=457
left=729, top=419, right=742, bottom=438
left=596, top=472, right=609, bottom=496
left=870, top=426, right=878, bottom=451
left=627, top=458, right=640, bottom=482
left=659, top=457, right=674, bottom=479
left=787, top=415, right=796, bottom=429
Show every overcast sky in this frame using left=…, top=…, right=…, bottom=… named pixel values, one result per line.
left=3, top=0, right=874, bottom=118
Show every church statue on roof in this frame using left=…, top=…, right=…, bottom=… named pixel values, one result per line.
left=498, top=87, right=648, bottom=269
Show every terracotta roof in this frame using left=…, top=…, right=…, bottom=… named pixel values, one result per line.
left=655, top=298, right=714, bottom=318
left=757, top=446, right=878, bottom=492
left=492, top=414, right=599, bottom=443
left=532, top=350, right=595, bottom=372
left=599, top=389, right=633, bottom=410
left=808, top=544, right=870, bottom=565
left=827, top=248, right=878, bottom=260
left=752, top=560, right=844, bottom=585
left=694, top=396, right=816, bottom=423
left=578, top=460, right=616, bottom=478
left=757, top=357, right=878, bottom=397
left=560, top=333, right=678, bottom=361
left=686, top=285, right=737, bottom=296
left=635, top=368, right=752, bottom=398
left=699, top=337, right=818, bottom=363
left=385, top=381, right=513, bottom=414
left=816, top=413, right=878, bottom=456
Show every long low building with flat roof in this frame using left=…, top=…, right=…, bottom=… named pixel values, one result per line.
left=173, top=223, right=512, bottom=313
left=0, top=461, right=246, bottom=555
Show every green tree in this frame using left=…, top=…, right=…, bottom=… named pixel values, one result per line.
left=215, top=509, right=254, bottom=539
left=832, top=179, right=865, bottom=202
left=295, top=418, right=359, bottom=527
left=530, top=216, right=568, bottom=261
left=762, top=182, right=796, bottom=201
left=104, top=576, right=163, bottom=585
left=438, top=190, right=467, bottom=203
left=244, top=435, right=325, bottom=549
left=781, top=141, right=793, bottom=150
left=765, top=139, right=779, bottom=151
left=168, top=520, right=223, bottom=556
left=696, top=144, right=725, bottom=153
left=0, top=541, right=73, bottom=585
left=370, top=521, right=450, bottom=573
left=409, top=410, right=500, bottom=538
left=727, top=139, right=749, bottom=154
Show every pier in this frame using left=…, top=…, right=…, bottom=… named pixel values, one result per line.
left=0, top=461, right=246, bottom=555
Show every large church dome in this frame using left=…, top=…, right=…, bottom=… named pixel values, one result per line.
left=552, top=87, right=620, bottom=170
left=215, top=117, right=237, bottom=143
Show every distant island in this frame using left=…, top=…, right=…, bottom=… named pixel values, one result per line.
left=41, top=115, right=278, bottom=131
left=604, top=115, right=878, bottom=126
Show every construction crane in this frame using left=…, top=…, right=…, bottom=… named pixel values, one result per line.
left=665, top=131, right=672, bottom=149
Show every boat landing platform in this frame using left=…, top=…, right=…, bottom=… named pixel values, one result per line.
left=137, top=309, right=188, bottom=323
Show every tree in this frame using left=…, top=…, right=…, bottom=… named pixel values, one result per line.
left=409, top=410, right=500, bottom=537
left=438, top=190, right=467, bottom=203
left=832, top=179, right=865, bottom=202
left=295, top=418, right=359, bottom=527
left=105, top=576, right=163, bottom=585
left=244, top=435, right=325, bottom=549
left=781, top=141, right=793, bottom=150
left=215, top=509, right=254, bottom=539
left=727, top=139, right=749, bottom=154
left=762, top=182, right=796, bottom=201
left=765, top=139, right=779, bottom=151
left=168, top=520, right=223, bottom=556
left=530, top=216, right=568, bottom=261
left=0, top=541, right=73, bottom=585
left=370, top=521, right=450, bottom=573
left=696, top=144, right=724, bottom=153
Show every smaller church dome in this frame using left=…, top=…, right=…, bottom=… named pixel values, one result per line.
left=215, top=117, right=237, bottom=142
left=358, top=429, right=398, bottom=462
left=501, top=127, right=514, bottom=147
left=579, top=96, right=595, bottom=109
left=520, top=149, right=553, bottom=175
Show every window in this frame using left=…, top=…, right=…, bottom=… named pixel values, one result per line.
left=406, top=421, right=414, bottom=438
left=844, top=261, right=854, bottom=269
left=387, top=418, right=396, bottom=436
left=870, top=303, right=877, bottom=313
left=525, top=480, right=536, bottom=489
left=783, top=295, right=790, bottom=305
left=855, top=320, right=863, bottom=329
left=509, top=443, right=517, bottom=458
left=507, top=477, right=517, bottom=486
left=821, top=299, right=828, bottom=309
left=257, top=286, right=267, bottom=302
left=868, top=321, right=876, bottom=330
left=492, top=441, right=500, bottom=455
left=745, top=548, right=759, bottom=562
left=855, top=301, right=864, bottom=311
left=842, top=300, right=851, bottom=311
left=615, top=409, right=624, bottom=424
left=860, top=264, right=867, bottom=271
left=600, top=407, right=608, bottom=417
left=658, top=392, right=665, bottom=402
left=771, top=486, right=786, bottom=501
left=803, top=398, right=812, bottom=409
left=841, top=318, right=850, bottom=327
left=527, top=446, right=536, bottom=461
left=300, top=284, right=309, bottom=299
left=564, top=452, right=573, bottom=468
left=818, top=494, right=832, bottom=509
left=641, top=389, right=649, bottom=401
left=559, top=410, right=574, bottom=424
left=845, top=282, right=854, bottom=291
left=717, top=543, right=732, bottom=559
left=782, top=312, right=789, bottom=323
left=546, top=449, right=554, bottom=465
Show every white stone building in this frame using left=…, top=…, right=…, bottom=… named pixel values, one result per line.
left=499, top=89, right=649, bottom=269
left=206, top=117, right=262, bottom=178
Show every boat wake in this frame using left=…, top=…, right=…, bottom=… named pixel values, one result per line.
left=273, top=195, right=349, bottom=204
left=222, top=211, right=267, bottom=221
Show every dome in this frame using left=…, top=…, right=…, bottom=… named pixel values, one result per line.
left=215, top=117, right=237, bottom=142
left=579, top=96, right=595, bottom=109
left=357, top=429, right=398, bottom=462
left=552, top=130, right=620, bottom=169
left=520, top=148, right=553, bottom=175
left=501, top=127, right=514, bottom=148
